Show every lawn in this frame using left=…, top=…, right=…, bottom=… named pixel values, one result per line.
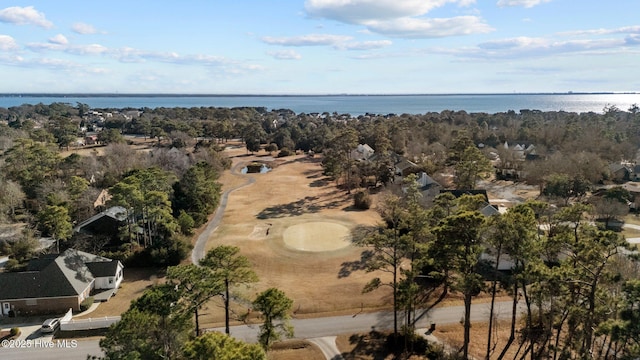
left=75, top=267, right=166, bottom=319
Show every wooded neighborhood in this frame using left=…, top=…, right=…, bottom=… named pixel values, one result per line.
left=1, top=102, right=640, bottom=359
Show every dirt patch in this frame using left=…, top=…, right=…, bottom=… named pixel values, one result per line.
left=478, top=179, right=539, bottom=210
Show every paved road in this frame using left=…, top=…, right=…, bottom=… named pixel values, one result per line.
left=191, top=161, right=255, bottom=264
left=2, top=300, right=521, bottom=359
left=210, top=300, right=522, bottom=343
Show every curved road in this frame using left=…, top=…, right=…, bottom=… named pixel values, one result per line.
left=191, top=161, right=255, bottom=264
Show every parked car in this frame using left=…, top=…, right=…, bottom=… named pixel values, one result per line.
left=41, top=318, right=60, bottom=333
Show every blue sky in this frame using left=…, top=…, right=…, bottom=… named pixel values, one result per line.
left=0, top=0, right=639, bottom=94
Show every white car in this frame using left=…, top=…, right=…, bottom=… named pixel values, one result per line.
left=41, top=318, right=60, bottom=333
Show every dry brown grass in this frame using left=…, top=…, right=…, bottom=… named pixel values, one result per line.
left=334, top=302, right=519, bottom=360
left=435, top=320, right=522, bottom=360
left=75, top=267, right=166, bottom=319
left=624, top=214, right=640, bottom=227
left=85, top=141, right=391, bottom=327
left=83, top=142, right=515, bottom=332
left=195, top=143, right=391, bottom=327
left=267, top=340, right=325, bottom=360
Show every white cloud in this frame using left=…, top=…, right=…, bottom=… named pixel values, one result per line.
left=86, top=67, right=110, bottom=74
left=366, top=16, right=492, bottom=38
left=26, top=42, right=64, bottom=52
left=560, top=26, right=640, bottom=37
left=268, top=50, right=302, bottom=60
left=68, top=44, right=109, bottom=55
left=0, top=6, right=53, bottom=28
left=262, top=33, right=393, bottom=51
left=304, top=0, right=489, bottom=39
left=496, top=0, right=552, bottom=8
left=0, top=35, right=18, bottom=50
left=478, top=36, right=546, bottom=49
left=36, top=58, right=81, bottom=69
left=72, top=22, right=99, bottom=35
left=49, top=34, right=69, bottom=45
left=337, top=40, right=392, bottom=50
left=262, top=34, right=352, bottom=46
left=305, top=0, right=471, bottom=24
left=111, top=48, right=233, bottom=67
left=27, top=41, right=109, bottom=55
left=435, top=35, right=635, bottom=60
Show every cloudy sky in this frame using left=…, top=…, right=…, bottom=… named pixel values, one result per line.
left=0, top=1, right=638, bottom=94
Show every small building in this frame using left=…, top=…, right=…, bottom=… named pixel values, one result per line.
left=85, top=134, right=99, bottom=145
left=0, top=249, right=123, bottom=316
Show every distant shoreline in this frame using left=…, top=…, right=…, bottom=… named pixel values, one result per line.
left=2, top=93, right=637, bottom=115
left=0, top=92, right=636, bottom=98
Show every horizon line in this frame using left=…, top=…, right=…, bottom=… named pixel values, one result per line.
left=0, top=91, right=638, bottom=97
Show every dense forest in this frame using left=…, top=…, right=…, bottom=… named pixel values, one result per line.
left=2, top=102, right=640, bottom=358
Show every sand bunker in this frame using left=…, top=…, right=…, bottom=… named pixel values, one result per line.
left=282, top=222, right=351, bottom=252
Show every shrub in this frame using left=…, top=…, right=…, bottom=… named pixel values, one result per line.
left=177, top=210, right=195, bottom=235
left=277, top=148, right=293, bottom=157
left=265, top=143, right=279, bottom=153
left=353, top=190, right=372, bottom=210
left=80, top=297, right=95, bottom=312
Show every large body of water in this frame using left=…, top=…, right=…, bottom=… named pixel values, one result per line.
left=0, top=93, right=639, bottom=115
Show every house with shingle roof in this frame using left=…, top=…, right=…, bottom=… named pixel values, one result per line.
left=74, top=206, right=128, bottom=239
left=0, top=249, right=123, bottom=316
left=350, top=144, right=375, bottom=161
left=609, top=163, right=633, bottom=183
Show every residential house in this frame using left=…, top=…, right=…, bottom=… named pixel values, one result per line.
left=496, top=142, right=537, bottom=179
left=93, top=189, right=112, bottom=210
left=414, top=172, right=442, bottom=207
left=74, top=206, right=128, bottom=239
left=438, top=189, right=500, bottom=217
left=0, top=249, right=123, bottom=316
left=351, top=144, right=375, bottom=161
left=394, top=157, right=418, bottom=177
left=623, top=183, right=640, bottom=210
left=609, top=163, right=632, bottom=183
left=84, top=134, right=99, bottom=145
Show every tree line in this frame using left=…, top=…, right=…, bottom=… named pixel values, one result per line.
left=0, top=103, right=231, bottom=268
left=98, top=245, right=294, bottom=359
left=350, top=173, right=640, bottom=359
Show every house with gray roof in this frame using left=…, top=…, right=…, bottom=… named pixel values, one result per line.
left=0, top=249, right=123, bottom=316
left=74, top=206, right=128, bottom=239
left=350, top=144, right=375, bottom=161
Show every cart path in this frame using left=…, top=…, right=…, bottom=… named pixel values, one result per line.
left=308, top=336, right=344, bottom=360
left=191, top=161, right=255, bottom=264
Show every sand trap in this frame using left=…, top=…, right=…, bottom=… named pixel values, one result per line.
left=283, top=222, right=351, bottom=252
